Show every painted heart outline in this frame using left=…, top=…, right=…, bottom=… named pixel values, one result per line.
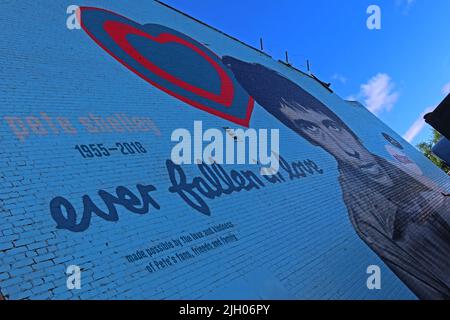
left=78, top=7, right=255, bottom=127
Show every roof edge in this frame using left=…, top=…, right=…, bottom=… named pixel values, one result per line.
left=154, top=0, right=271, bottom=58
left=154, top=1, right=334, bottom=96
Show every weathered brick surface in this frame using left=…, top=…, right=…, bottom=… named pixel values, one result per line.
left=0, top=0, right=449, bottom=300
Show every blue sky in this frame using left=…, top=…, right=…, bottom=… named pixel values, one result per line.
left=162, top=0, right=450, bottom=145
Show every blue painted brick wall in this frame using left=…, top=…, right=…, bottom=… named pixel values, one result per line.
left=0, top=0, right=449, bottom=300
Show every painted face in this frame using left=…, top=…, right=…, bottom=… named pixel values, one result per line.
left=279, top=100, right=382, bottom=174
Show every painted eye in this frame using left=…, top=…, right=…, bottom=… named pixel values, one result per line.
left=326, top=122, right=342, bottom=132
left=304, top=124, right=319, bottom=134
left=295, top=120, right=320, bottom=134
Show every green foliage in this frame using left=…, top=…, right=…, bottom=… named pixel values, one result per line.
left=417, top=129, right=450, bottom=173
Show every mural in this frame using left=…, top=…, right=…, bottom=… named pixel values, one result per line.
left=1, top=0, right=450, bottom=300
left=79, top=7, right=450, bottom=299
left=222, top=57, right=450, bottom=299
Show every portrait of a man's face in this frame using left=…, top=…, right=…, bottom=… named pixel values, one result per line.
left=279, top=99, right=376, bottom=169
left=223, top=55, right=450, bottom=300
left=223, top=55, right=388, bottom=180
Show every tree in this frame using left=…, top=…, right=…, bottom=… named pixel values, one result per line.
left=417, top=129, right=450, bottom=173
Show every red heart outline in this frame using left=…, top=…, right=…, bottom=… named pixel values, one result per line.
left=79, top=7, right=255, bottom=127
left=103, top=20, right=234, bottom=107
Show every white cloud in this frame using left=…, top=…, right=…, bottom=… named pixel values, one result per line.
left=442, top=82, right=450, bottom=96
left=403, top=82, right=449, bottom=143
left=403, top=106, right=435, bottom=143
left=356, top=73, right=400, bottom=115
left=332, top=74, right=347, bottom=84
left=396, top=0, right=415, bottom=14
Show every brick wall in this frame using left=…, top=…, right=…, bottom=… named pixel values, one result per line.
left=0, top=0, right=449, bottom=300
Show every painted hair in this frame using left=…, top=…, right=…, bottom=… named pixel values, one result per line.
left=222, top=56, right=360, bottom=146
